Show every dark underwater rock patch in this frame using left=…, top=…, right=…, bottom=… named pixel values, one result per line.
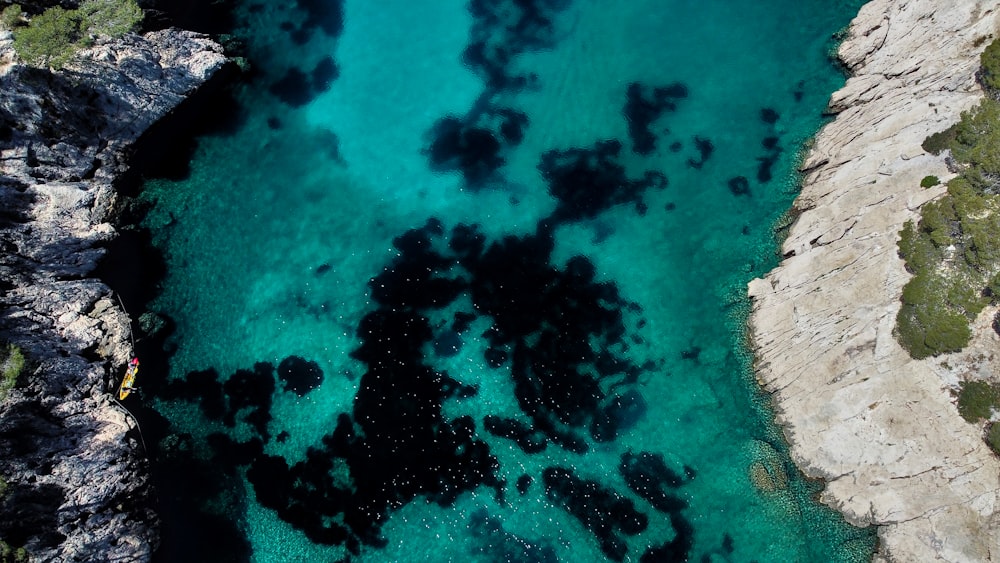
left=680, top=345, right=701, bottom=361
left=623, top=81, right=689, bottom=155
left=281, top=0, right=344, bottom=44
left=173, top=368, right=227, bottom=421
left=434, top=329, right=464, bottom=357
left=311, top=56, right=340, bottom=92
left=206, top=433, right=264, bottom=467
left=484, top=415, right=548, bottom=453
left=428, top=0, right=573, bottom=188
left=539, top=139, right=668, bottom=222
left=239, top=215, right=652, bottom=547
left=728, top=175, right=751, bottom=197
left=755, top=115, right=784, bottom=184
left=426, top=107, right=529, bottom=186
left=793, top=79, right=805, bottom=102
left=464, top=0, right=570, bottom=91
left=497, top=108, right=529, bottom=144
left=687, top=135, right=714, bottom=169
left=156, top=166, right=662, bottom=554
left=757, top=152, right=779, bottom=183
left=222, top=362, right=275, bottom=438
left=542, top=467, right=648, bottom=562
left=428, top=117, right=505, bottom=184
left=620, top=451, right=688, bottom=513
left=148, top=430, right=253, bottom=563
left=160, top=358, right=320, bottom=440
left=277, top=355, right=324, bottom=397
left=757, top=135, right=783, bottom=183
left=484, top=347, right=509, bottom=367
left=270, top=57, right=341, bottom=107
left=269, top=68, right=313, bottom=107
left=452, top=311, right=478, bottom=333
left=516, top=474, right=533, bottom=495
left=620, top=450, right=697, bottom=561
left=430, top=0, right=570, bottom=186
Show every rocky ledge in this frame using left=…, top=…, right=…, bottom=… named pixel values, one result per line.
left=749, top=1, right=1000, bottom=561
left=0, top=29, right=225, bottom=561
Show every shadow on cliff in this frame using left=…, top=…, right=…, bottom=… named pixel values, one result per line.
left=91, top=62, right=256, bottom=563
left=119, top=61, right=246, bottom=191
left=4, top=67, right=111, bottom=156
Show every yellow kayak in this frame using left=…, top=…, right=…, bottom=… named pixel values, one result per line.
left=118, top=358, right=139, bottom=400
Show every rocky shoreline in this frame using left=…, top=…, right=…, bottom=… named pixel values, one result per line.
left=2, top=0, right=997, bottom=561
left=0, top=29, right=225, bottom=561
left=749, top=1, right=1000, bottom=561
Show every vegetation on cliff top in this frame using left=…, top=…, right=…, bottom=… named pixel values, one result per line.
left=895, top=39, right=1000, bottom=359
left=0, top=4, right=21, bottom=31
left=979, top=37, right=1000, bottom=94
left=0, top=541, right=27, bottom=563
left=6, top=0, right=142, bottom=70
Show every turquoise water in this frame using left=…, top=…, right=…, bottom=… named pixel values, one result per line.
left=139, top=0, right=875, bottom=561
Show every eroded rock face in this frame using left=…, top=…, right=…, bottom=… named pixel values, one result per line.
left=748, top=1, right=1000, bottom=561
left=0, top=29, right=225, bottom=561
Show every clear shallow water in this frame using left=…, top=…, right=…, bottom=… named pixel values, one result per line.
left=139, top=0, right=875, bottom=561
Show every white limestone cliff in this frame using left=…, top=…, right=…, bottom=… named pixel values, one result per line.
left=748, top=1, right=1000, bottom=560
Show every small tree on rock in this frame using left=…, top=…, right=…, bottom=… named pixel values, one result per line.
left=980, top=37, right=1000, bottom=96
left=11, top=0, right=142, bottom=70
left=12, top=6, right=80, bottom=70
left=78, top=0, right=142, bottom=45
left=0, top=4, right=22, bottom=31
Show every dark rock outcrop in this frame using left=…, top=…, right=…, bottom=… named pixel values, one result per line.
left=0, top=29, right=226, bottom=561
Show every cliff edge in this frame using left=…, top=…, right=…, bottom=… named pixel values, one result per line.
left=0, top=29, right=225, bottom=561
left=749, top=1, right=1000, bottom=561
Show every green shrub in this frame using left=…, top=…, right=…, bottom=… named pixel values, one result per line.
left=0, top=540, right=27, bottom=563
left=895, top=301, right=972, bottom=360
left=980, top=37, right=1000, bottom=94
left=987, top=422, right=1000, bottom=455
left=924, top=308, right=974, bottom=352
left=77, top=0, right=142, bottom=45
left=12, top=6, right=80, bottom=69
left=0, top=344, right=24, bottom=401
left=957, top=380, right=1000, bottom=422
left=988, top=272, right=1000, bottom=297
left=950, top=99, right=1000, bottom=177
left=922, top=124, right=958, bottom=155
left=11, top=0, right=142, bottom=69
left=898, top=39, right=1000, bottom=359
left=0, top=4, right=22, bottom=31
left=897, top=220, right=942, bottom=272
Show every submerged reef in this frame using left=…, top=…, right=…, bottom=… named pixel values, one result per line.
left=156, top=104, right=708, bottom=556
